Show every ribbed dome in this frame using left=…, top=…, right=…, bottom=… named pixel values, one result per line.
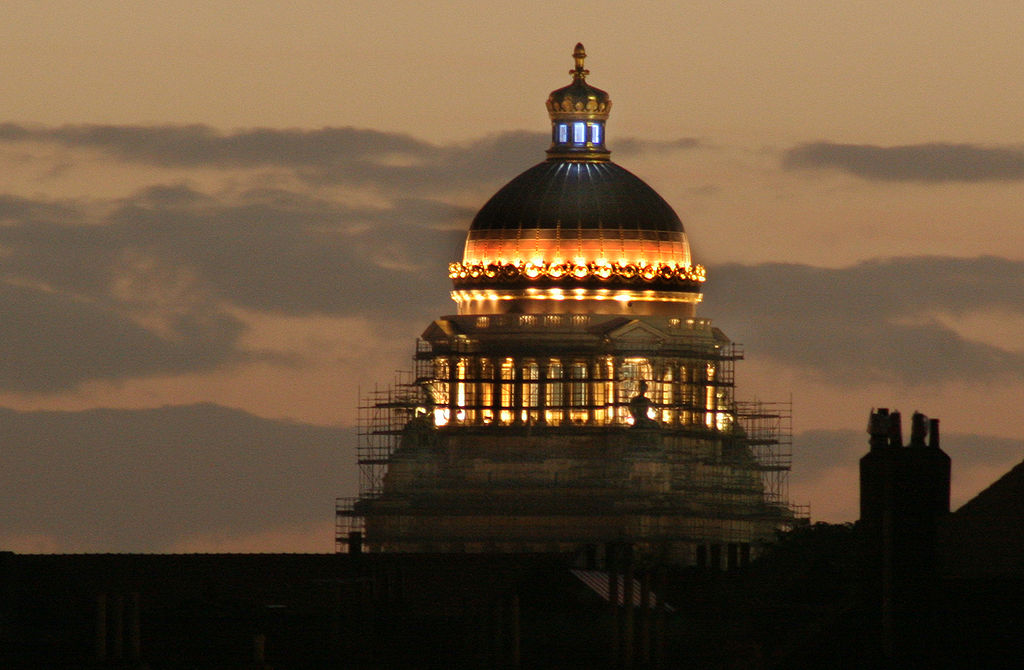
left=464, top=160, right=690, bottom=267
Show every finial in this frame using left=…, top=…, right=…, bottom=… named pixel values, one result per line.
left=571, top=43, right=589, bottom=81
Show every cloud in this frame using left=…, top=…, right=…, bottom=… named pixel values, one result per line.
left=1, top=186, right=464, bottom=311
left=0, top=122, right=431, bottom=169
left=705, top=256, right=1024, bottom=387
left=0, top=123, right=548, bottom=192
left=614, top=137, right=701, bottom=156
left=0, top=404, right=355, bottom=552
left=0, top=186, right=462, bottom=391
left=0, top=123, right=699, bottom=190
left=782, top=142, right=1024, bottom=182
left=0, top=194, right=83, bottom=225
left=0, top=282, right=248, bottom=393
left=99, top=185, right=465, bottom=315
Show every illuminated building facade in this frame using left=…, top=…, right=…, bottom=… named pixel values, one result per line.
left=340, top=45, right=797, bottom=565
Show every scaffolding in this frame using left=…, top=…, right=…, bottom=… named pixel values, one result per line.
left=735, top=400, right=793, bottom=509
left=336, top=324, right=802, bottom=555
left=355, top=371, right=421, bottom=498
left=334, top=497, right=363, bottom=553
left=335, top=372, right=421, bottom=552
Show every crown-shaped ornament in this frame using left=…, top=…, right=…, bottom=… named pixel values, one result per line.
left=545, top=43, right=612, bottom=121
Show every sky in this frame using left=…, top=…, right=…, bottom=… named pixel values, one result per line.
left=2, top=2, right=1023, bottom=552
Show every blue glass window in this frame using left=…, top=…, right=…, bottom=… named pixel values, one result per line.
left=573, top=122, right=585, bottom=144
left=591, top=124, right=602, bottom=144
left=558, top=124, right=568, bottom=143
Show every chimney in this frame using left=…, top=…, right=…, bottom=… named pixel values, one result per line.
left=910, top=412, right=928, bottom=447
left=928, top=418, right=940, bottom=449
left=886, top=411, right=902, bottom=448
left=867, top=408, right=890, bottom=450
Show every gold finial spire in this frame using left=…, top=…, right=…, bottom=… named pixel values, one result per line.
left=571, top=43, right=589, bottom=81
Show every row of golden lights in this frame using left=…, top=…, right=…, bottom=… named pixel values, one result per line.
left=450, top=260, right=707, bottom=282
left=451, top=287, right=702, bottom=303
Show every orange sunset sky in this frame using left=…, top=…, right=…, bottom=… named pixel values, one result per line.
left=2, top=2, right=1022, bottom=552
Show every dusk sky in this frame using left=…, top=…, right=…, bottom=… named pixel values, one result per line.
left=2, top=3, right=1023, bottom=553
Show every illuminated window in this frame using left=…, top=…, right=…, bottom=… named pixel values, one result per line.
left=433, top=358, right=450, bottom=406
left=558, top=123, right=568, bottom=143
left=573, top=122, right=586, bottom=143
left=591, top=123, right=601, bottom=144
left=679, top=364, right=693, bottom=425
left=480, top=358, right=494, bottom=423
left=523, top=362, right=540, bottom=423
left=456, top=358, right=472, bottom=423
left=661, top=368, right=674, bottom=423
left=598, top=357, right=615, bottom=424
left=570, top=363, right=587, bottom=406
left=570, top=362, right=588, bottom=423
left=499, top=358, right=515, bottom=424
left=546, top=360, right=563, bottom=425
left=618, top=358, right=653, bottom=424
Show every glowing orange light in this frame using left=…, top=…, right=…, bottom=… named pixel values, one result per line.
left=615, top=263, right=636, bottom=279
left=450, top=259, right=707, bottom=284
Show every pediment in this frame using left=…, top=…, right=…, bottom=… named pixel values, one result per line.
left=421, top=319, right=461, bottom=341
left=604, top=320, right=668, bottom=349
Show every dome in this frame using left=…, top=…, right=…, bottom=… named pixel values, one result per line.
left=449, top=44, right=705, bottom=316
left=464, top=160, right=691, bottom=267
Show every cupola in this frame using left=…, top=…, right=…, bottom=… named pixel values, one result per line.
left=545, top=43, right=611, bottom=161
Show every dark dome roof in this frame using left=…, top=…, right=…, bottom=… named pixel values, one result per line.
left=469, top=160, right=684, bottom=236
